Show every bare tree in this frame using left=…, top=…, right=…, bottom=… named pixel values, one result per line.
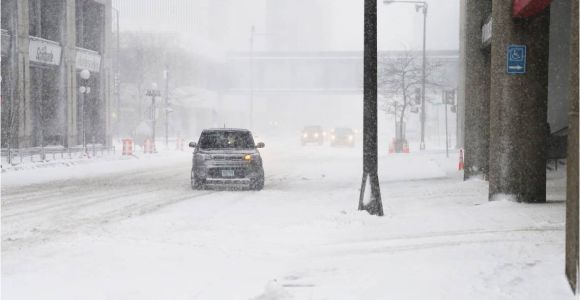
left=378, top=49, right=440, bottom=150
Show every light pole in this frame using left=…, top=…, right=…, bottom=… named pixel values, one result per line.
left=249, top=26, right=255, bottom=130
left=163, top=69, right=170, bottom=147
left=112, top=7, right=120, bottom=139
left=146, top=83, right=161, bottom=150
left=79, top=69, right=91, bottom=151
left=248, top=25, right=276, bottom=130
left=384, top=0, right=428, bottom=150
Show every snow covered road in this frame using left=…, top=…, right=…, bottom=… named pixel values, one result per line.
left=1, top=141, right=575, bottom=299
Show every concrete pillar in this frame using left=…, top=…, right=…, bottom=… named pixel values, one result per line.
left=15, top=0, right=32, bottom=148
left=463, top=0, right=491, bottom=179
left=489, top=1, right=550, bottom=202
left=59, top=0, right=78, bottom=147
left=63, top=0, right=78, bottom=147
left=565, top=0, right=578, bottom=292
left=103, top=0, right=113, bottom=146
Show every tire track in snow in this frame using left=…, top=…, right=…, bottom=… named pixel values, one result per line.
left=311, top=226, right=563, bottom=258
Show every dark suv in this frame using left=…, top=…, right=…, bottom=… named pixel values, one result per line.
left=189, top=129, right=265, bottom=190
left=330, top=127, right=355, bottom=147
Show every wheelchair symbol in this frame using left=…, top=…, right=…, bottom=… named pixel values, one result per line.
left=509, top=47, right=525, bottom=62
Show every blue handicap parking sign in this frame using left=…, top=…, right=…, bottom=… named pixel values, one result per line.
left=507, top=45, right=527, bottom=74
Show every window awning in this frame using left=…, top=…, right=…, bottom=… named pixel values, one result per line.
left=513, top=0, right=553, bottom=18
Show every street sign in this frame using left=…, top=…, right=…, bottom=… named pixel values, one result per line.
left=507, top=45, right=527, bottom=74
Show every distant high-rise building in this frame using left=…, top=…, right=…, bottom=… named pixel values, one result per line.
left=266, top=0, right=330, bottom=51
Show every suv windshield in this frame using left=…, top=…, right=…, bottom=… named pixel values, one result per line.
left=304, top=126, right=322, bottom=132
left=198, top=131, right=255, bottom=149
left=335, top=128, right=354, bottom=136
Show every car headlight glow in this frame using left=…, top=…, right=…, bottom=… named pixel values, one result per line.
left=314, top=133, right=319, bottom=138
left=348, top=135, right=354, bottom=141
left=244, top=154, right=252, bottom=161
left=303, top=133, right=308, bottom=138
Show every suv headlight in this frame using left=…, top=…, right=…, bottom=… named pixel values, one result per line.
left=244, top=154, right=260, bottom=161
left=195, top=153, right=211, bottom=161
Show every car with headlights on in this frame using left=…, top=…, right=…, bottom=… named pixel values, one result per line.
left=301, top=125, right=324, bottom=145
left=330, top=127, right=356, bottom=147
left=189, top=129, right=265, bottom=190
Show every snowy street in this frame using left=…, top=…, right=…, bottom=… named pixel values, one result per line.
left=1, top=140, right=574, bottom=299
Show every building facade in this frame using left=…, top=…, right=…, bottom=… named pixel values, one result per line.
left=460, top=0, right=578, bottom=292
left=1, top=0, right=113, bottom=148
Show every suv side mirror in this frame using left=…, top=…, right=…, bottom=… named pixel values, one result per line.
left=256, top=142, right=265, bottom=148
left=189, top=142, right=197, bottom=148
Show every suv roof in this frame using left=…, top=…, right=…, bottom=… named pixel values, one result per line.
left=202, top=128, right=251, bottom=132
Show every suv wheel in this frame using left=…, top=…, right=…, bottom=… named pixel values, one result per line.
left=191, top=170, right=203, bottom=190
left=251, top=175, right=265, bottom=191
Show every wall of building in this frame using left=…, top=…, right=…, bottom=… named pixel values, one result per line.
left=547, top=0, right=572, bottom=132
left=0, top=0, right=113, bottom=148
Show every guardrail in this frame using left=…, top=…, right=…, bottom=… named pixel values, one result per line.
left=1, top=145, right=116, bottom=165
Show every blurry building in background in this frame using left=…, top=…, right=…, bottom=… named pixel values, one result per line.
left=265, top=0, right=331, bottom=51
left=1, top=0, right=113, bottom=148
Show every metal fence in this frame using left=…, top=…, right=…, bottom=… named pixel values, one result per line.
left=1, top=145, right=116, bottom=166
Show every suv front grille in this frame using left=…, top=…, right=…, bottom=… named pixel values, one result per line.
left=208, top=167, right=247, bottom=178
left=211, top=155, right=243, bottom=161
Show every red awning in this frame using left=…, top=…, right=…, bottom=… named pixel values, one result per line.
left=513, top=0, right=553, bottom=18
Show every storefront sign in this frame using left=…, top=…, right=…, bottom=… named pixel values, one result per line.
left=513, top=0, right=553, bottom=18
left=76, top=48, right=101, bottom=73
left=29, top=36, right=62, bottom=66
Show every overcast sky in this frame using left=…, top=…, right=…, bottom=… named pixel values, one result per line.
left=115, top=0, right=459, bottom=52
left=335, top=0, right=460, bottom=51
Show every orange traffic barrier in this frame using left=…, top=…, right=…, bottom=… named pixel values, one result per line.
left=122, top=139, right=134, bottom=156
left=458, top=148, right=465, bottom=170
left=402, top=142, right=410, bottom=153
left=144, top=138, right=155, bottom=154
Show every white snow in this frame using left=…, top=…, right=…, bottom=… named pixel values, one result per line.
left=1, top=137, right=575, bottom=299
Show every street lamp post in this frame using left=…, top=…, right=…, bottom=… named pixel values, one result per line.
left=163, top=69, right=170, bottom=147
left=146, top=83, right=161, bottom=151
left=79, top=69, right=91, bottom=151
left=112, top=7, right=120, bottom=139
left=249, top=26, right=255, bottom=130
left=248, top=26, right=276, bottom=130
left=384, top=0, right=428, bottom=150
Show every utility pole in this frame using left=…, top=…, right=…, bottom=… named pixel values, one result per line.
left=420, top=3, right=428, bottom=150
left=164, top=68, right=169, bottom=147
left=249, top=26, right=255, bottom=130
left=359, top=0, right=383, bottom=216
left=444, top=90, right=449, bottom=158
left=114, top=8, right=120, bottom=140
left=146, top=85, right=160, bottom=151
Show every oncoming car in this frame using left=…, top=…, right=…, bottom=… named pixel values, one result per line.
left=330, top=127, right=356, bottom=147
left=189, top=129, right=265, bottom=190
left=301, top=125, right=324, bottom=145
